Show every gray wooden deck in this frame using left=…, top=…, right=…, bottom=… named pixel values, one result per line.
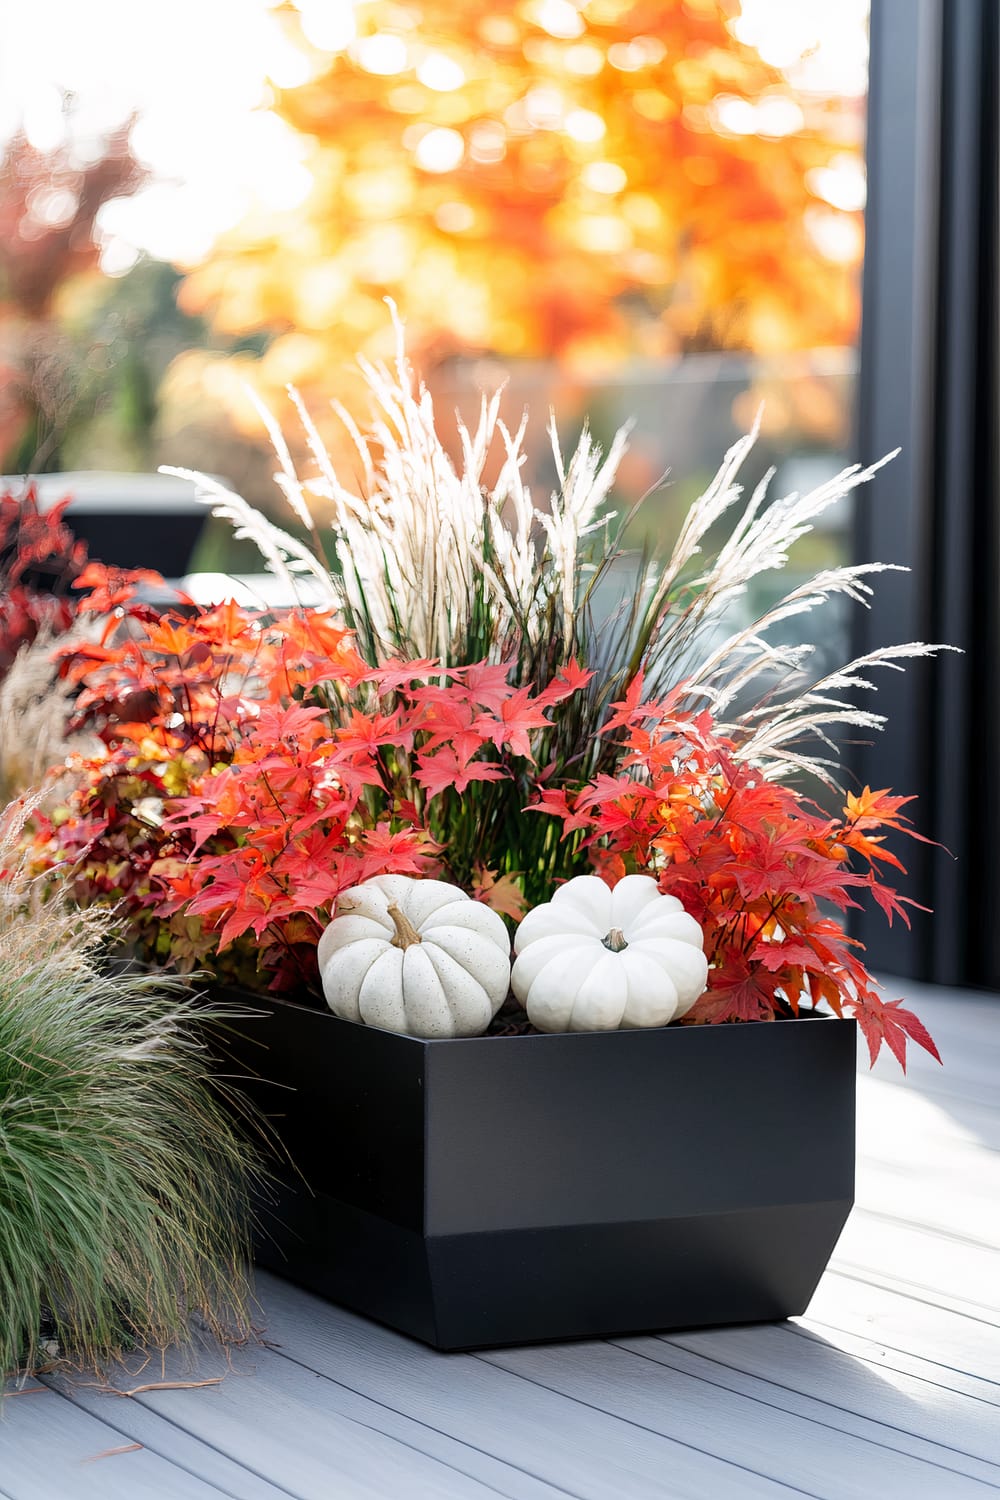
left=4, top=979, right=999, bottom=1499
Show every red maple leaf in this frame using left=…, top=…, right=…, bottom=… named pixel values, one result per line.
left=473, top=685, right=552, bottom=759
left=751, top=937, right=824, bottom=975
left=409, top=685, right=490, bottom=750
left=472, top=864, right=528, bottom=920
left=603, top=671, right=649, bottom=732
left=695, top=954, right=781, bottom=1022
left=347, top=821, right=441, bottom=883
left=335, top=706, right=413, bottom=757
left=415, top=746, right=508, bottom=799
left=364, top=656, right=441, bottom=695
left=526, top=786, right=593, bottom=836
left=852, top=992, right=942, bottom=1070
left=860, top=868, right=931, bottom=928
left=780, top=856, right=865, bottom=908
left=534, top=658, right=594, bottom=708
left=588, top=847, right=627, bottom=886
left=73, top=562, right=164, bottom=611
left=728, top=828, right=830, bottom=902
left=448, top=659, right=517, bottom=711
left=250, top=701, right=328, bottom=746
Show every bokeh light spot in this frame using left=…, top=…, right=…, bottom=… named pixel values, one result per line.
left=804, top=204, right=864, bottom=263
left=414, top=126, right=465, bottom=172
left=435, top=200, right=476, bottom=232
left=354, top=33, right=409, bottom=75
left=572, top=213, right=632, bottom=253
left=755, top=94, right=805, bottom=137
left=581, top=161, right=627, bottom=193
left=468, top=121, right=507, bottom=163
left=417, top=53, right=466, bottom=91
left=564, top=42, right=604, bottom=75
left=525, top=0, right=585, bottom=41
left=564, top=108, right=606, bottom=142
left=807, top=155, right=867, bottom=212
left=608, top=37, right=666, bottom=71
left=711, top=95, right=757, bottom=135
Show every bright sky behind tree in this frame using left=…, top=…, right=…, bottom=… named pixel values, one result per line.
left=0, top=0, right=868, bottom=272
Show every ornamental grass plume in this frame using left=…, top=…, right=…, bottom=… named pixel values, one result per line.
left=163, top=313, right=949, bottom=791
left=0, top=629, right=98, bottom=805
left=0, top=796, right=261, bottom=1379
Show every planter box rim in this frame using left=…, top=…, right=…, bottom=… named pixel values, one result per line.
left=216, top=985, right=854, bottom=1048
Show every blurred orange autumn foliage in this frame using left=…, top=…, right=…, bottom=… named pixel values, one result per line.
left=176, top=0, right=864, bottom=415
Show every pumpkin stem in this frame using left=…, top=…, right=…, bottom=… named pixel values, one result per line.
left=387, top=902, right=422, bottom=950
left=602, top=927, right=628, bottom=953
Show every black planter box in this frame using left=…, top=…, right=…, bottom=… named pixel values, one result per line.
left=217, top=996, right=856, bottom=1351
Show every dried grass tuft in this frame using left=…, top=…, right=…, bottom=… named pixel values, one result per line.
left=0, top=630, right=100, bottom=806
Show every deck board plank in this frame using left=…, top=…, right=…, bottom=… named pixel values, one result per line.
left=0, top=1381, right=230, bottom=1500
left=787, top=1319, right=1000, bottom=1406
left=635, top=1324, right=1000, bottom=1474
left=479, top=1339, right=999, bottom=1499
left=829, top=1211, right=1000, bottom=1319
left=252, top=1275, right=802, bottom=1500
left=111, top=1333, right=579, bottom=1500
left=802, top=1272, right=1000, bottom=1383
left=41, top=1367, right=299, bottom=1500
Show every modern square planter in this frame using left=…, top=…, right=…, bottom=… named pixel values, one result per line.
left=217, top=995, right=856, bottom=1351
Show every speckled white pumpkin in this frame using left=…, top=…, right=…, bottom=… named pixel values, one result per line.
left=317, top=875, right=511, bottom=1039
left=512, top=873, right=708, bottom=1032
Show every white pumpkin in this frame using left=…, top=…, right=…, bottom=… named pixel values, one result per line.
left=318, top=875, right=511, bottom=1039
left=512, top=873, right=707, bottom=1033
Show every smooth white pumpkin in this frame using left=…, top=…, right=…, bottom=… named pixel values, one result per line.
left=511, top=873, right=707, bottom=1033
left=318, top=875, right=511, bottom=1039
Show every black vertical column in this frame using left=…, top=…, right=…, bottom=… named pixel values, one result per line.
left=854, top=0, right=999, bottom=986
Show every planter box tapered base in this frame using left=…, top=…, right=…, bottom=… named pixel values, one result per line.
left=219, top=997, right=856, bottom=1351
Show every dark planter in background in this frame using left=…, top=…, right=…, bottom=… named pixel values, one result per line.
left=14, top=471, right=209, bottom=578
left=217, top=995, right=856, bottom=1351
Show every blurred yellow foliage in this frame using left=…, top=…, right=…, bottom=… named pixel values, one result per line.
left=177, top=0, right=865, bottom=420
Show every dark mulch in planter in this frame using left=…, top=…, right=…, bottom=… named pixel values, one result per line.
left=486, top=997, right=543, bottom=1036
left=484, top=993, right=822, bottom=1036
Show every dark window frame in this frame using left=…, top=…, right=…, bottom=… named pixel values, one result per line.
left=854, top=0, right=999, bottom=984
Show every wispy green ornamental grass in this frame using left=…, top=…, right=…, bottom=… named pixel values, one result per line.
left=0, top=800, right=261, bottom=1379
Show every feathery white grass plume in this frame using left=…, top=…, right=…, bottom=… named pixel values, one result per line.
left=162, top=309, right=629, bottom=666
left=245, top=384, right=317, bottom=533
left=161, top=318, right=951, bottom=787
left=159, top=467, right=339, bottom=605
left=0, top=631, right=101, bottom=806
